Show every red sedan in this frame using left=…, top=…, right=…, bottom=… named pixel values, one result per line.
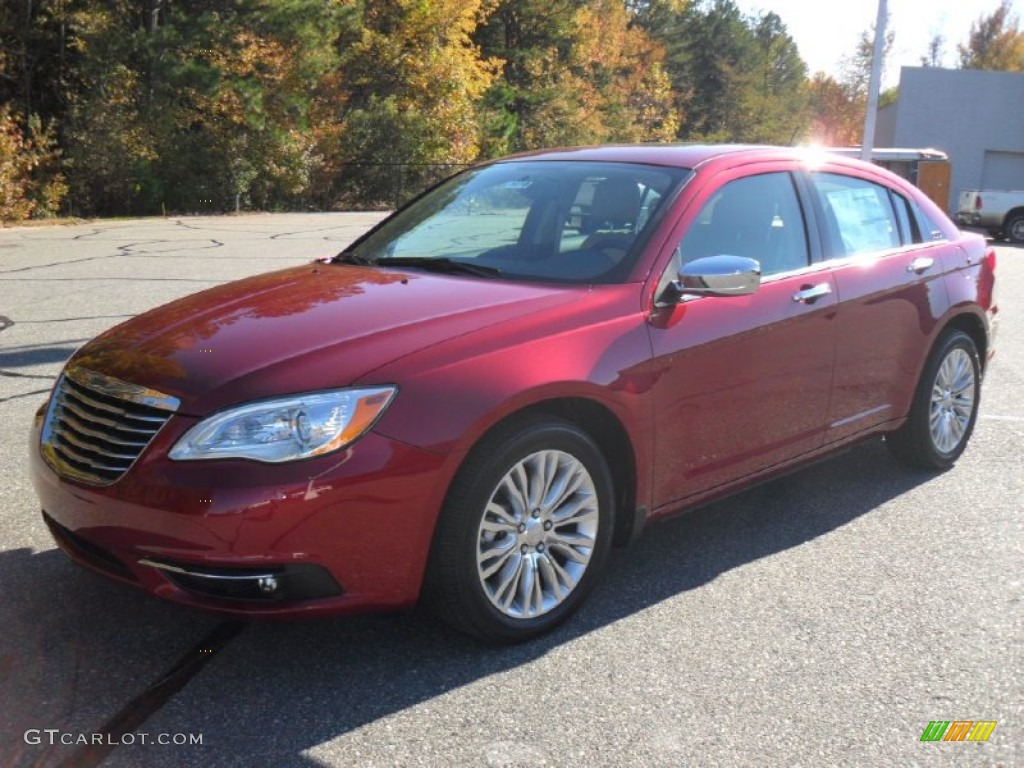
left=30, top=145, right=998, bottom=642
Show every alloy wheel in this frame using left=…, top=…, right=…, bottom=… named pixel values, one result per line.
left=928, top=347, right=976, bottom=454
left=476, top=449, right=599, bottom=619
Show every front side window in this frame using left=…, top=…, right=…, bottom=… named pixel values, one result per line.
left=679, top=172, right=809, bottom=276
left=345, top=161, right=690, bottom=284
left=811, top=173, right=900, bottom=257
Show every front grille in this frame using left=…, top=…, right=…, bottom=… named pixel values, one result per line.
left=40, top=366, right=180, bottom=485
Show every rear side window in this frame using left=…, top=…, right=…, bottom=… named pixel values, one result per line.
left=680, top=172, right=809, bottom=276
left=810, top=173, right=899, bottom=257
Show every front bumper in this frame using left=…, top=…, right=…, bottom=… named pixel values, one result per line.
left=30, top=405, right=457, bottom=618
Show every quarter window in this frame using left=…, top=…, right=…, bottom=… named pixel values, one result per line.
left=680, top=172, right=809, bottom=276
left=908, top=197, right=948, bottom=242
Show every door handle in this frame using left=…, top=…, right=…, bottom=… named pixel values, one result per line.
left=907, top=256, right=935, bottom=274
left=792, top=282, right=832, bottom=304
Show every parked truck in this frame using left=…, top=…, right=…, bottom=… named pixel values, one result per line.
left=957, top=189, right=1024, bottom=243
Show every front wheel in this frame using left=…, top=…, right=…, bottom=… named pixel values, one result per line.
left=424, top=417, right=614, bottom=642
left=886, top=330, right=981, bottom=470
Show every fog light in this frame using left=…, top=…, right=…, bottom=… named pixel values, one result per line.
left=257, top=575, right=279, bottom=594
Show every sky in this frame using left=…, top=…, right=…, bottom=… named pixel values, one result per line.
left=734, top=0, right=1024, bottom=88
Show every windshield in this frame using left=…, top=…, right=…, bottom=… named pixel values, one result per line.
left=341, top=160, right=691, bottom=284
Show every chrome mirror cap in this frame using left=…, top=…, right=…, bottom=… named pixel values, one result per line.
left=676, top=254, right=761, bottom=299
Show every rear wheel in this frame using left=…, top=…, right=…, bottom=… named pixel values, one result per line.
left=424, top=416, right=614, bottom=642
left=886, top=330, right=980, bottom=469
left=1005, top=213, right=1024, bottom=244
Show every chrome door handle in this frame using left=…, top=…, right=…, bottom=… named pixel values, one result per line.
left=907, top=256, right=935, bottom=274
left=792, top=283, right=832, bottom=304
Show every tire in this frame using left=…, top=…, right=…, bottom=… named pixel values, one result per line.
left=886, top=330, right=981, bottom=470
left=1004, top=213, right=1024, bottom=244
left=424, top=416, right=614, bottom=643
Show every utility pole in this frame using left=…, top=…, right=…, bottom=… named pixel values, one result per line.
left=861, top=0, right=888, bottom=161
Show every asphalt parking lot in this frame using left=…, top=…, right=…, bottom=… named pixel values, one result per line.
left=1, top=214, right=1020, bottom=768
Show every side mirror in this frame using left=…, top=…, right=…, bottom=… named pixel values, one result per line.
left=660, top=254, right=761, bottom=304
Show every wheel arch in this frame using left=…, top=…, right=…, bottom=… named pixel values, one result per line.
left=1002, top=206, right=1024, bottom=227
left=1003, top=207, right=1024, bottom=242
left=459, top=397, right=642, bottom=547
left=940, top=311, right=989, bottom=376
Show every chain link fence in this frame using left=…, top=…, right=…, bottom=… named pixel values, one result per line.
left=314, top=162, right=475, bottom=212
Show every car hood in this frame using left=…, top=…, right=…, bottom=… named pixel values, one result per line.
left=70, top=263, right=583, bottom=414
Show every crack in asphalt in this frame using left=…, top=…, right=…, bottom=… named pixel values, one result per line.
left=0, top=370, right=57, bottom=380
left=116, top=239, right=224, bottom=255
left=0, top=277, right=225, bottom=283
left=0, top=240, right=227, bottom=275
left=0, top=387, right=51, bottom=403
left=14, top=314, right=136, bottom=324
left=54, top=621, right=247, bottom=768
left=0, top=252, right=122, bottom=274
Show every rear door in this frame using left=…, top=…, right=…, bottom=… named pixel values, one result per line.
left=804, top=171, right=952, bottom=444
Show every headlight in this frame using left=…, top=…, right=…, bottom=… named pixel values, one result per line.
left=168, top=387, right=396, bottom=463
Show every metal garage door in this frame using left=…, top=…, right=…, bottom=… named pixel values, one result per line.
left=981, top=150, right=1024, bottom=190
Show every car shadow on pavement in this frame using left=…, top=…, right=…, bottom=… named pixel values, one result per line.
left=0, top=344, right=82, bottom=369
left=5, top=439, right=939, bottom=767
left=0, top=545, right=222, bottom=768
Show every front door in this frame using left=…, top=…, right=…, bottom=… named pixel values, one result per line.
left=646, top=170, right=837, bottom=510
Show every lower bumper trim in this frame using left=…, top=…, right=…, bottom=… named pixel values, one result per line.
left=138, top=557, right=343, bottom=602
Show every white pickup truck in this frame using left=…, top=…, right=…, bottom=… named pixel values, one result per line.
left=957, top=189, right=1024, bottom=243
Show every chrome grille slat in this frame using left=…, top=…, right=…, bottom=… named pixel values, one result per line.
left=52, top=438, right=131, bottom=473
left=57, top=398, right=157, bottom=434
left=56, top=410, right=150, bottom=448
left=61, top=383, right=167, bottom=423
left=39, top=366, right=180, bottom=485
left=55, top=427, right=141, bottom=461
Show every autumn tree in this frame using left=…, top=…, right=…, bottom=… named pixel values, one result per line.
left=0, top=105, right=66, bottom=222
left=745, top=12, right=808, bottom=144
left=806, top=19, right=892, bottom=147
left=572, top=0, right=679, bottom=143
left=55, top=0, right=352, bottom=215
left=324, top=0, right=498, bottom=207
left=475, top=0, right=596, bottom=152
left=0, top=3, right=68, bottom=221
left=649, top=0, right=806, bottom=143
left=958, top=0, right=1024, bottom=71
left=805, top=73, right=862, bottom=145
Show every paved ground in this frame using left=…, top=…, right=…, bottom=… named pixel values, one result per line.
left=0, top=215, right=1020, bottom=768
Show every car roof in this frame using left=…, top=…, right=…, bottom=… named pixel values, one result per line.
left=497, top=144, right=878, bottom=174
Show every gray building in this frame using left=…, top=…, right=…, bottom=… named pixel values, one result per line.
left=876, top=67, right=1024, bottom=212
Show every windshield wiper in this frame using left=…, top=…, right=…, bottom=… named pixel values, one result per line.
left=374, top=257, right=502, bottom=279
left=332, top=251, right=374, bottom=266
